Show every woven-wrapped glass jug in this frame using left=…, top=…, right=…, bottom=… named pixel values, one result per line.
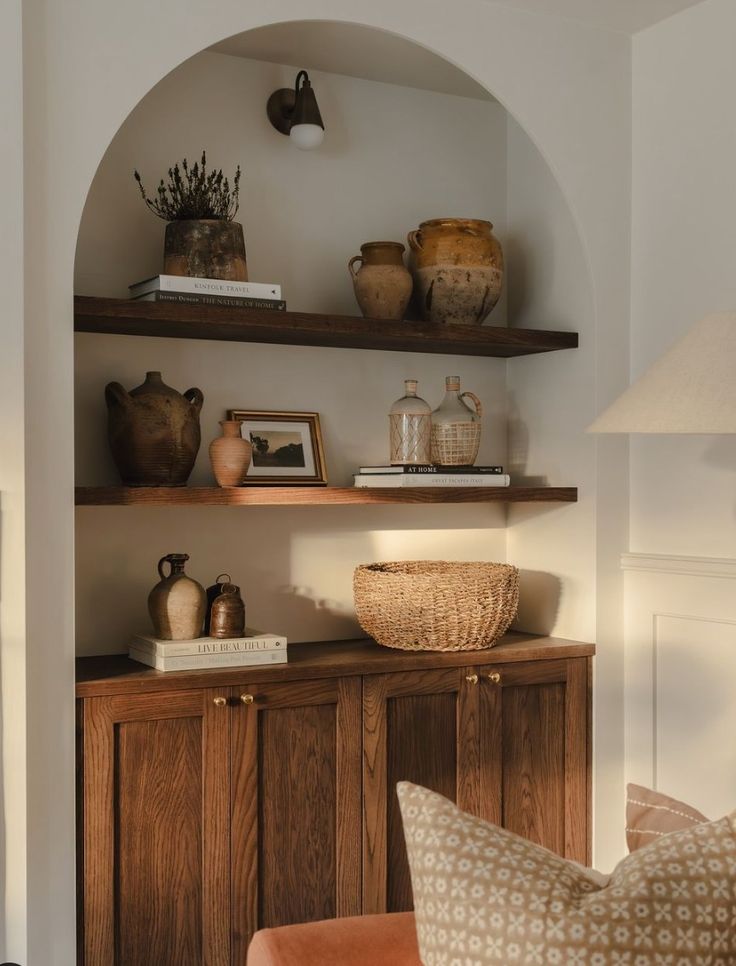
left=430, top=377, right=482, bottom=466
left=389, top=380, right=431, bottom=464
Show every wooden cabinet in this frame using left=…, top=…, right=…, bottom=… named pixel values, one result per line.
left=78, top=688, right=231, bottom=966
left=77, top=635, right=593, bottom=965
left=229, top=677, right=362, bottom=965
left=362, top=657, right=590, bottom=914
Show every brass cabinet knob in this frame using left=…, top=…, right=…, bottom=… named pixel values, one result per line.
left=465, top=673, right=479, bottom=685
left=213, top=696, right=228, bottom=707
left=240, top=693, right=255, bottom=705
left=488, top=672, right=501, bottom=684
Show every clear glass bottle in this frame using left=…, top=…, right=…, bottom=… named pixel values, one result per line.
left=430, top=376, right=483, bottom=466
left=389, top=379, right=432, bottom=464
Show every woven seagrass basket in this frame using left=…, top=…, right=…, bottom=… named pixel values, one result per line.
left=353, top=560, right=520, bottom=652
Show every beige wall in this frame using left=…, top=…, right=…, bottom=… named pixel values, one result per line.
left=626, top=0, right=736, bottom=817
left=9, top=2, right=632, bottom=958
left=74, top=51, right=510, bottom=654
left=0, top=1, right=26, bottom=959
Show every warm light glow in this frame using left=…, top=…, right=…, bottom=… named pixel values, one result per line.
left=289, top=123, right=324, bottom=150
left=588, top=312, right=736, bottom=434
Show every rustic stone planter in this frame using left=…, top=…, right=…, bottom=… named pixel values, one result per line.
left=164, top=219, right=248, bottom=281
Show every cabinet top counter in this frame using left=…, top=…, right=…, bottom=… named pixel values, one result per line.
left=76, top=633, right=595, bottom=698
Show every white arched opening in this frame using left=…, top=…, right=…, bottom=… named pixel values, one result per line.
left=12, top=5, right=631, bottom=962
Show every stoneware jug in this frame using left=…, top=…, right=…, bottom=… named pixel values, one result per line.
left=148, top=553, right=206, bottom=641
left=348, top=241, right=413, bottom=321
left=105, top=371, right=204, bottom=486
left=209, top=419, right=252, bottom=487
left=408, top=218, right=504, bottom=326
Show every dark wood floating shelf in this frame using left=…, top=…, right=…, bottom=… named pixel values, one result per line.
left=74, top=296, right=579, bottom=358
left=75, top=485, right=578, bottom=507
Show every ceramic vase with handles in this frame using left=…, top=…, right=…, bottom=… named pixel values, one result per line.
left=348, top=241, right=413, bottom=321
left=105, top=371, right=203, bottom=486
left=148, top=553, right=206, bottom=641
left=209, top=419, right=252, bottom=487
left=408, top=218, right=504, bottom=326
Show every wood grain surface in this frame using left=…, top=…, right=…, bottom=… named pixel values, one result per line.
left=80, top=689, right=231, bottom=966
left=78, top=648, right=593, bottom=960
left=76, top=634, right=596, bottom=698
left=229, top=677, right=362, bottom=960
left=74, top=484, right=578, bottom=506
left=74, top=295, right=578, bottom=359
left=362, top=667, right=478, bottom=914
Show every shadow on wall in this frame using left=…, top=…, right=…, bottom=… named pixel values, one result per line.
left=512, top=569, right=562, bottom=635
left=74, top=504, right=512, bottom=653
left=506, top=393, right=548, bottom=486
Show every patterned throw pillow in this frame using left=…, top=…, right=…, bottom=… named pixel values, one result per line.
left=627, top=784, right=709, bottom=853
left=398, top=781, right=736, bottom=965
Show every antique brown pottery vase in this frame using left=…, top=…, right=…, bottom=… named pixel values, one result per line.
left=348, top=241, right=413, bottom=320
left=209, top=419, right=252, bottom=487
left=105, top=371, right=204, bottom=486
left=164, top=219, right=248, bottom=281
left=148, top=553, right=207, bottom=641
left=407, top=218, right=504, bottom=326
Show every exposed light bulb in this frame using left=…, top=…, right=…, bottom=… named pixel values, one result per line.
left=289, top=123, right=325, bottom=151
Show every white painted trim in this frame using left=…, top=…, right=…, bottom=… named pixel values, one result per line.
left=621, top=552, right=736, bottom=579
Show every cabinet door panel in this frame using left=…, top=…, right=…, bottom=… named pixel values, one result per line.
left=231, top=677, right=362, bottom=963
left=480, top=658, right=590, bottom=863
left=363, top=668, right=479, bottom=914
left=81, top=689, right=230, bottom=966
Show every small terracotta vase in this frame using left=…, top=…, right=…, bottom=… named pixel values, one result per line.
left=209, top=420, right=252, bottom=487
left=408, top=218, right=504, bottom=326
left=348, top=241, right=413, bottom=321
left=148, top=553, right=206, bottom=641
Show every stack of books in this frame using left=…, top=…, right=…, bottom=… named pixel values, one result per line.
left=354, top=464, right=510, bottom=487
left=129, top=274, right=285, bottom=311
left=130, top=628, right=287, bottom=672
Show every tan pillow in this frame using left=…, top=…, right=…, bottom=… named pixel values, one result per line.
left=627, top=783, right=709, bottom=852
left=398, top=781, right=736, bottom=965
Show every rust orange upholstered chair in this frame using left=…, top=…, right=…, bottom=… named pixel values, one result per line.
left=246, top=912, right=420, bottom=965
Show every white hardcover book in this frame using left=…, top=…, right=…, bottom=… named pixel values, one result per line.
left=354, top=474, right=511, bottom=488
left=129, top=274, right=281, bottom=300
left=132, top=629, right=287, bottom=658
left=129, top=645, right=288, bottom=672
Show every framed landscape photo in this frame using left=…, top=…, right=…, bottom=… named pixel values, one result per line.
left=228, top=410, right=328, bottom=486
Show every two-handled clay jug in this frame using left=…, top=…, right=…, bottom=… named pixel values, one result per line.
left=148, top=553, right=206, bottom=641
left=105, top=371, right=204, bottom=486
left=408, top=218, right=504, bottom=326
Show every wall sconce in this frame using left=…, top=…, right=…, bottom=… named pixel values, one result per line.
left=267, top=70, right=325, bottom=150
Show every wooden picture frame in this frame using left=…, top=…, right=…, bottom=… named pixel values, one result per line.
left=227, top=410, right=327, bottom=486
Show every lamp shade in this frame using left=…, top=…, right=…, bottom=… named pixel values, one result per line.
left=588, top=312, right=736, bottom=434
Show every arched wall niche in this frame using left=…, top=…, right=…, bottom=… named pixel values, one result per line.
left=73, top=18, right=594, bottom=652
left=16, top=5, right=632, bottom=962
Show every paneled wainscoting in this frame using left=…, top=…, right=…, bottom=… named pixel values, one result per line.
left=622, top=552, right=736, bottom=819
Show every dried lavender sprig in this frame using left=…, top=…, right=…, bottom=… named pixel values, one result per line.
left=133, top=152, right=241, bottom=221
